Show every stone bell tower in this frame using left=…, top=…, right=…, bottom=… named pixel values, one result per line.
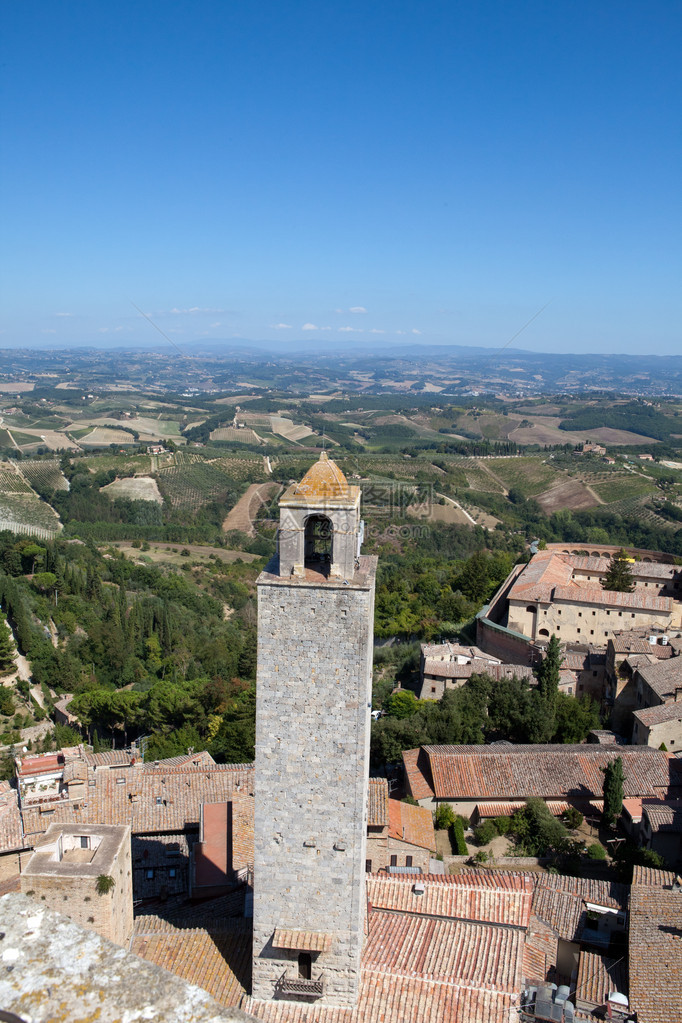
left=252, top=453, right=377, bottom=1006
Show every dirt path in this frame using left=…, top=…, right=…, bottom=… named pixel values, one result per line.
left=222, top=482, right=281, bottom=537
left=437, top=493, right=477, bottom=525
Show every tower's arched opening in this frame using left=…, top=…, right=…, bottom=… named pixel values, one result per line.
left=304, top=514, right=333, bottom=572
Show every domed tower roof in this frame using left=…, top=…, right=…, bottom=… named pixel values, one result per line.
left=292, top=451, right=349, bottom=500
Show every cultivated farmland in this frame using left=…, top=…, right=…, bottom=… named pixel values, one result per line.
left=0, top=461, right=62, bottom=537
left=100, top=476, right=163, bottom=504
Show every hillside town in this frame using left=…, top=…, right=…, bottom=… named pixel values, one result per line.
left=0, top=454, right=681, bottom=1023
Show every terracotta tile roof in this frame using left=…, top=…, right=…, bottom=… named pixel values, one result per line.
left=81, top=749, right=136, bottom=767
left=388, top=799, right=436, bottom=851
left=642, top=799, right=682, bottom=833
left=282, top=451, right=355, bottom=503
left=612, top=634, right=668, bottom=655
left=523, top=916, right=558, bottom=984
left=15, top=752, right=63, bottom=777
left=366, top=871, right=533, bottom=928
left=0, top=781, right=25, bottom=853
left=424, top=658, right=532, bottom=681
left=417, top=744, right=671, bottom=801
left=272, top=929, right=332, bottom=952
left=363, top=909, right=523, bottom=988
left=531, top=876, right=628, bottom=942
left=19, top=762, right=255, bottom=839
left=507, top=551, right=574, bottom=600
left=243, top=972, right=514, bottom=1023
left=576, top=950, right=628, bottom=1007
left=633, top=702, right=682, bottom=727
left=553, top=585, right=673, bottom=612
left=476, top=800, right=569, bottom=818
left=367, top=777, right=389, bottom=826
left=629, top=867, right=682, bottom=1023
left=132, top=912, right=250, bottom=1010
left=243, top=902, right=523, bottom=1023
left=636, top=657, right=682, bottom=700
left=403, top=747, right=435, bottom=800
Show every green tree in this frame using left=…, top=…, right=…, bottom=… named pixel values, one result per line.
left=534, top=635, right=562, bottom=739
left=602, top=756, right=625, bottom=827
left=602, top=549, right=635, bottom=593
left=385, top=689, right=419, bottom=719
left=0, top=613, right=16, bottom=676
left=433, top=804, right=456, bottom=830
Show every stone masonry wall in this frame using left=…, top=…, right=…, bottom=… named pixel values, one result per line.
left=20, top=831, right=133, bottom=946
left=252, top=558, right=377, bottom=1005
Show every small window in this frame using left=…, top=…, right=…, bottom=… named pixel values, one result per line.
left=365, top=860, right=372, bottom=873
left=431, top=687, right=436, bottom=693
left=80, top=836, right=89, bottom=849
left=146, top=869, right=154, bottom=880
left=298, top=953, right=312, bottom=980
left=405, top=856, right=413, bottom=868
left=577, top=628, right=581, bottom=634
left=390, top=855, right=397, bottom=867
left=169, top=868, right=176, bottom=878
left=590, top=630, right=594, bottom=635
left=156, top=797, right=163, bottom=805
left=568, top=687, right=573, bottom=695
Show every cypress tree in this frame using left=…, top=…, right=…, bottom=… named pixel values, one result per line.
left=602, top=755, right=625, bottom=827
left=534, top=634, right=562, bottom=739
left=0, top=612, right=15, bottom=676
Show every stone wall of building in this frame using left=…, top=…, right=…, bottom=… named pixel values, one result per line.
left=252, top=557, right=377, bottom=1005
left=508, top=597, right=672, bottom=647
left=20, top=824, right=133, bottom=947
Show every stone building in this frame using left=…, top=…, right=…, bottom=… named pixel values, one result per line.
left=478, top=549, right=682, bottom=660
left=365, top=778, right=436, bottom=874
left=632, top=701, right=682, bottom=750
left=19, top=822, right=133, bottom=946
left=418, top=640, right=532, bottom=700
left=252, top=452, right=377, bottom=1006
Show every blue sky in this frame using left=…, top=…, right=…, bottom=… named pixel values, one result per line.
left=1, top=1, right=680, bottom=354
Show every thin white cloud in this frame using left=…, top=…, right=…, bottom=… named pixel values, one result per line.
left=339, top=326, right=364, bottom=333
left=334, top=308, right=344, bottom=314
left=271, top=323, right=293, bottom=330
left=411, top=328, right=422, bottom=335
left=349, top=306, right=367, bottom=314
left=210, top=322, right=222, bottom=328
left=41, top=328, right=57, bottom=334
left=369, top=328, right=385, bottom=334
left=54, top=312, right=73, bottom=318
left=302, top=323, right=319, bottom=331
left=396, top=330, right=406, bottom=335
left=169, top=307, right=224, bottom=315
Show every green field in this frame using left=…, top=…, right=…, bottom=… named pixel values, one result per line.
left=485, top=457, right=561, bottom=497
left=590, top=474, right=657, bottom=504
left=19, top=460, right=70, bottom=493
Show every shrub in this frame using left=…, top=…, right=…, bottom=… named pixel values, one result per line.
left=474, top=820, right=498, bottom=846
left=434, top=804, right=456, bottom=830
left=587, top=843, right=606, bottom=860
left=473, top=850, right=488, bottom=864
left=493, top=815, right=512, bottom=835
left=96, top=874, right=115, bottom=896
left=451, top=816, right=468, bottom=856
left=402, top=795, right=419, bottom=806
left=563, top=806, right=584, bottom=830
